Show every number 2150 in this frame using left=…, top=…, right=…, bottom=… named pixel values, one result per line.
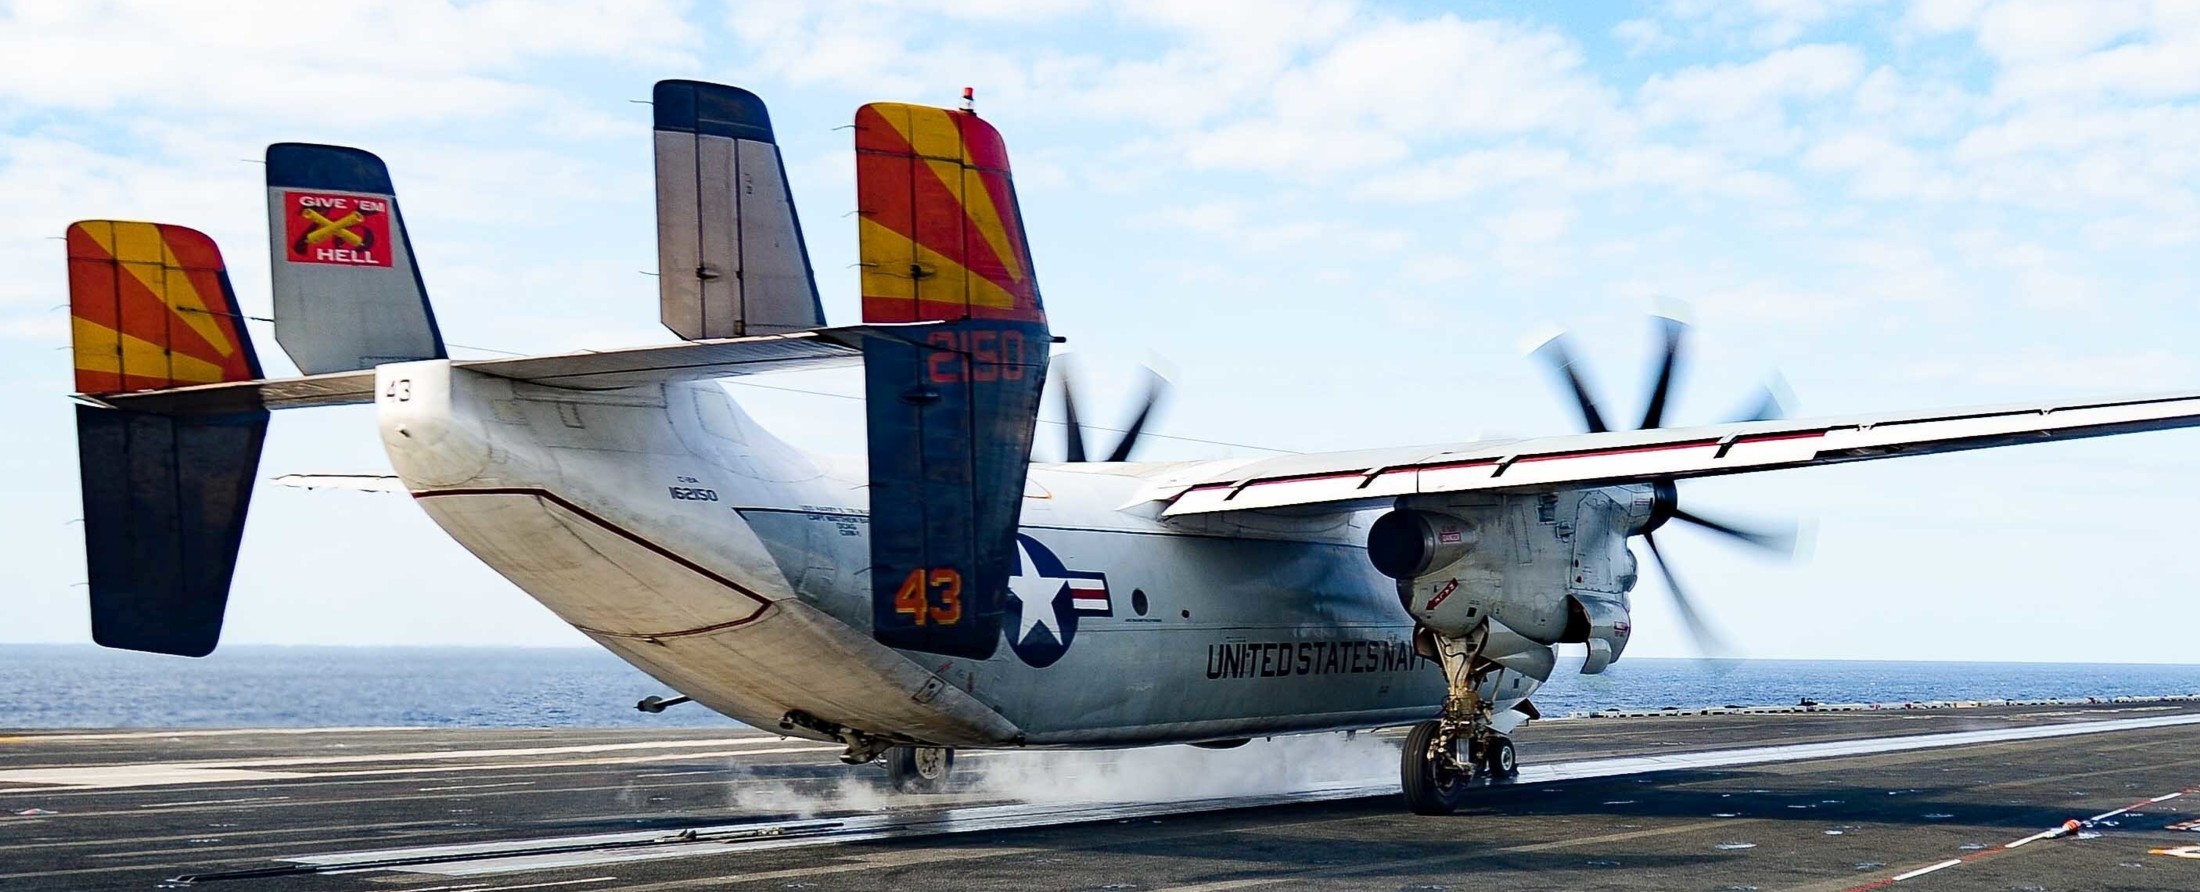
left=894, top=567, right=963, bottom=626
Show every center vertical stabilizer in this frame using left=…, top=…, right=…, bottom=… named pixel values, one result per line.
left=653, top=80, right=826, bottom=339
left=265, top=143, right=445, bottom=375
left=855, top=101, right=1050, bottom=660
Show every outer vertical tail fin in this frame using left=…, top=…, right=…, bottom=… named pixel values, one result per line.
left=68, top=221, right=268, bottom=657
left=855, top=102, right=1042, bottom=324
left=69, top=221, right=262, bottom=394
left=854, top=102, right=1050, bottom=660
left=652, top=80, right=827, bottom=339
left=265, top=143, right=445, bottom=375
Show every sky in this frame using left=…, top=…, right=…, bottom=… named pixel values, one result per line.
left=3, top=0, right=2198, bottom=665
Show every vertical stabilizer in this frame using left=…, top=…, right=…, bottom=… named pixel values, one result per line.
left=67, top=221, right=267, bottom=657
left=855, top=101, right=1051, bottom=660
left=653, top=80, right=826, bottom=339
left=265, top=143, right=445, bottom=374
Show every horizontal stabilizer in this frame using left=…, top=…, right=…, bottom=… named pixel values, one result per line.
left=266, top=143, right=445, bottom=374
left=84, top=324, right=929, bottom=414
left=653, top=80, right=825, bottom=339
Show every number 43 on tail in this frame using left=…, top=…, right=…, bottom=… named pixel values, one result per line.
left=894, top=567, right=963, bottom=625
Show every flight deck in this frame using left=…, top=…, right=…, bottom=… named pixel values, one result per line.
left=5, top=699, right=2199, bottom=891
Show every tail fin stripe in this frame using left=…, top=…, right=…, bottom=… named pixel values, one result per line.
left=856, top=107, right=1030, bottom=305
left=82, top=221, right=236, bottom=355
left=67, top=221, right=259, bottom=395
left=854, top=216, right=1025, bottom=312
left=71, top=319, right=232, bottom=388
left=69, top=246, right=234, bottom=364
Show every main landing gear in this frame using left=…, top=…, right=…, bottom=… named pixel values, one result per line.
left=1401, top=627, right=1519, bottom=815
left=884, top=745, right=956, bottom=793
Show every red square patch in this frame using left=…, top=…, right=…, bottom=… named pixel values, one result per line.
left=283, top=191, right=394, bottom=267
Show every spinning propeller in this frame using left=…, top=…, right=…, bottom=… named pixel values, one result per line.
left=1055, top=359, right=1169, bottom=463
left=1534, top=316, right=1794, bottom=655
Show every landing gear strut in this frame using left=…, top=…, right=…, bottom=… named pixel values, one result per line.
left=1401, top=626, right=1517, bottom=815
left=884, top=745, right=955, bottom=793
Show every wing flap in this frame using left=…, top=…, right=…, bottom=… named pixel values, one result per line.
left=1161, top=391, right=2200, bottom=516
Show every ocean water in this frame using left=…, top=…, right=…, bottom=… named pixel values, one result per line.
left=2, top=644, right=2197, bottom=730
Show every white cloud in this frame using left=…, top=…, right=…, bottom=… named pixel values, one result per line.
left=1639, top=43, right=1867, bottom=128
left=0, top=0, right=698, bottom=125
left=1902, top=348, right=2190, bottom=390
left=1613, top=18, right=1673, bottom=54
left=1167, top=15, right=1615, bottom=178
left=1971, top=0, right=2152, bottom=63
left=1482, top=205, right=1576, bottom=280
left=1601, top=143, right=1796, bottom=200
left=0, top=132, right=264, bottom=311
left=1359, top=146, right=1579, bottom=203
left=1850, top=67, right=1978, bottom=138
left=1802, top=131, right=1957, bottom=199
left=1182, top=119, right=1409, bottom=176
left=1993, top=14, right=2200, bottom=103
left=1146, top=199, right=1409, bottom=255
left=1902, top=0, right=1991, bottom=33
left=1262, top=17, right=1612, bottom=138
left=0, top=313, right=68, bottom=343
left=1639, top=0, right=1881, bottom=48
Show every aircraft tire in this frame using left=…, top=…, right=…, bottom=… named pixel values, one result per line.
left=1482, top=735, right=1518, bottom=781
left=885, top=745, right=955, bottom=793
left=1401, top=720, right=1470, bottom=815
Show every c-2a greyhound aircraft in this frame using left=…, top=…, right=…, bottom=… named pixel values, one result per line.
left=61, top=80, right=2200, bottom=814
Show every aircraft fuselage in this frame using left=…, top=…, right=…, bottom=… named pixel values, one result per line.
left=377, top=361, right=1550, bottom=747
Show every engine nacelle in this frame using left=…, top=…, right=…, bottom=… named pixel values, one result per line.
left=1376, top=486, right=1652, bottom=660
left=1567, top=594, right=1632, bottom=674
left=1366, top=509, right=1477, bottom=580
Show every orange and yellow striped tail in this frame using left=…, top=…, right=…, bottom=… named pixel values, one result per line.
left=855, top=102, right=1043, bottom=325
left=68, top=221, right=262, bottom=395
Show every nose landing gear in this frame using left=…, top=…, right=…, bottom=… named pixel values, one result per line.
left=1401, top=625, right=1518, bottom=815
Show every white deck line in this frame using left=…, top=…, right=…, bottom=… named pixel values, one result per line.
left=0, top=727, right=427, bottom=742
left=283, top=712, right=2200, bottom=877
left=1890, top=858, right=1964, bottom=881
left=0, top=736, right=814, bottom=789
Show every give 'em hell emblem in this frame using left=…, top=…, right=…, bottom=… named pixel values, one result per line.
left=283, top=191, right=393, bottom=267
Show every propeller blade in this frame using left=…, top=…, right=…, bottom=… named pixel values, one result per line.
left=1727, top=383, right=1787, bottom=424
left=1642, top=532, right=1732, bottom=657
left=1670, top=507, right=1795, bottom=555
left=1637, top=316, right=1687, bottom=430
left=1534, top=335, right=1610, bottom=434
left=1103, top=369, right=1169, bottom=463
left=1060, top=362, right=1088, bottom=463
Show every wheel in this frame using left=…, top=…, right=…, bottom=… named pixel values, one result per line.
left=1481, top=735, right=1517, bottom=781
left=884, top=745, right=955, bottom=793
left=1400, top=720, right=1471, bottom=815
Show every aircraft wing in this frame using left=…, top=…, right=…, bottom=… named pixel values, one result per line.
left=80, top=324, right=924, bottom=414
left=1155, top=390, right=2200, bottom=516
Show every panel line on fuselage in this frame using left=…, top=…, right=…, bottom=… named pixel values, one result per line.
left=729, top=505, right=1371, bottom=549
left=413, top=487, right=776, bottom=630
